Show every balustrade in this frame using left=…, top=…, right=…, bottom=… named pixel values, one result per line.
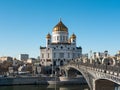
left=61, top=58, right=120, bottom=90
left=66, top=58, right=120, bottom=77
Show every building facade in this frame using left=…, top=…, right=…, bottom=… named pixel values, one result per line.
left=40, top=20, right=82, bottom=72
left=0, top=56, right=13, bottom=63
left=19, top=54, right=29, bottom=61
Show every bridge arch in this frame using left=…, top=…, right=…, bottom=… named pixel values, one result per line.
left=61, top=65, right=93, bottom=90
left=102, top=57, right=116, bottom=66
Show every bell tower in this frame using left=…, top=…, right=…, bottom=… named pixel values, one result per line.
left=46, top=33, right=51, bottom=47
left=70, top=33, right=76, bottom=45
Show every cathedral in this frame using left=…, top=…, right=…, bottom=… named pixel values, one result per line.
left=40, top=20, right=82, bottom=73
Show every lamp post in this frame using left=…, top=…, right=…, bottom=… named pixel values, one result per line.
left=104, top=58, right=108, bottom=73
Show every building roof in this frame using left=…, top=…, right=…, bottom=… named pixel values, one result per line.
left=53, top=20, right=68, bottom=32
left=40, top=46, right=46, bottom=49
left=46, top=33, right=51, bottom=39
left=76, top=47, right=82, bottom=49
left=71, top=33, right=76, bottom=39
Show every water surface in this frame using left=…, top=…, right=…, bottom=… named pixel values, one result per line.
left=0, top=85, right=90, bottom=90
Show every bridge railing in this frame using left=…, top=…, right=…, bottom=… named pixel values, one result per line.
left=67, top=59, right=120, bottom=76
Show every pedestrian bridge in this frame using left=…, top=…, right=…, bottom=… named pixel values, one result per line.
left=61, top=57, right=120, bottom=90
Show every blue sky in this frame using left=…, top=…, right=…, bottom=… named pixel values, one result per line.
left=0, top=0, right=120, bottom=58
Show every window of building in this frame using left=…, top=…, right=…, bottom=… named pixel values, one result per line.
left=73, top=53, right=75, bottom=58
left=66, top=36, right=67, bottom=41
left=60, top=36, right=62, bottom=41
left=47, top=59, right=51, bottom=62
left=48, top=53, right=49, bottom=58
left=48, top=40, right=50, bottom=44
left=57, top=36, right=59, bottom=40
left=42, top=54, right=44, bottom=58
left=60, top=60, right=64, bottom=66
left=68, top=53, right=70, bottom=58
left=59, top=53, right=64, bottom=58
left=53, top=61, right=56, bottom=66
left=63, top=36, right=65, bottom=41
left=54, top=53, right=56, bottom=58
left=48, top=48, right=50, bottom=50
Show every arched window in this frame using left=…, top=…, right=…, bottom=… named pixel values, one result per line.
left=53, top=61, right=56, bottom=66
left=60, top=60, right=64, bottom=66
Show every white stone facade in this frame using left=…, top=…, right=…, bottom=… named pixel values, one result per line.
left=40, top=20, right=82, bottom=69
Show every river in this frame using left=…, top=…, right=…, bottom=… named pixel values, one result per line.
left=0, top=85, right=90, bottom=90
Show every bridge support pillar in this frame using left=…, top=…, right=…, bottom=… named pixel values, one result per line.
left=93, top=79, right=96, bottom=90
left=65, top=69, right=68, bottom=77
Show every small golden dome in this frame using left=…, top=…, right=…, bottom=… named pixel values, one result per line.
left=46, top=33, right=51, bottom=39
left=71, top=33, right=76, bottom=39
left=53, top=20, right=68, bottom=32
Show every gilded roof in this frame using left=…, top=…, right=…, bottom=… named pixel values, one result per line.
left=53, top=21, right=68, bottom=32
left=46, top=33, right=51, bottom=39
left=71, top=33, right=76, bottom=39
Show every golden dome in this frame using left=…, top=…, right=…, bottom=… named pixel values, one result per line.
left=53, top=20, right=68, bottom=32
left=71, top=33, right=76, bottom=39
left=46, top=33, right=51, bottom=39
